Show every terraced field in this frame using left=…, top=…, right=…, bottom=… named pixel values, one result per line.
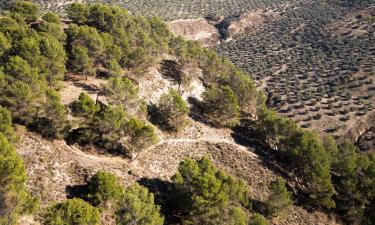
left=217, top=1, right=375, bottom=139
left=29, top=0, right=296, bottom=20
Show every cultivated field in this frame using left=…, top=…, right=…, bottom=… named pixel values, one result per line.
left=217, top=1, right=375, bottom=141
left=29, top=0, right=296, bottom=20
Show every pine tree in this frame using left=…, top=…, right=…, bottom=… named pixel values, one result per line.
left=70, top=92, right=99, bottom=119
left=44, top=198, right=100, bottom=225
left=123, top=118, right=157, bottom=160
left=39, top=34, right=67, bottom=87
left=155, top=89, right=189, bottom=131
left=172, top=156, right=250, bottom=225
left=0, top=106, right=18, bottom=143
left=70, top=45, right=95, bottom=80
left=102, top=77, right=139, bottom=112
left=0, top=134, right=38, bottom=224
left=202, top=85, right=240, bottom=127
left=87, top=171, right=124, bottom=207
left=116, top=183, right=164, bottom=225
left=266, top=178, right=292, bottom=216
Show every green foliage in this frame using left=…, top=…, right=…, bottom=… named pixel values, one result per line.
left=123, top=118, right=158, bottom=159
left=0, top=106, right=18, bottom=143
left=70, top=93, right=99, bottom=118
left=322, top=135, right=339, bottom=167
left=256, top=108, right=335, bottom=209
left=250, top=213, right=269, bottom=225
left=0, top=133, right=38, bottom=225
left=228, top=206, right=249, bottom=225
left=87, top=171, right=124, bottom=207
left=154, top=89, right=190, bottom=131
left=39, top=34, right=67, bottom=86
left=9, top=1, right=39, bottom=22
left=220, top=70, right=257, bottom=114
left=0, top=32, right=11, bottom=57
left=66, top=3, right=90, bottom=24
left=116, top=183, right=164, bottom=225
left=202, top=85, right=240, bottom=127
left=32, top=89, right=67, bottom=138
left=42, top=12, right=60, bottom=23
left=102, top=77, right=139, bottom=111
left=36, top=20, right=66, bottom=43
left=69, top=45, right=95, bottom=78
left=44, top=198, right=100, bottom=225
left=266, top=178, right=292, bottom=216
left=172, top=156, right=250, bottom=224
left=1, top=81, right=38, bottom=122
left=4, top=56, right=39, bottom=84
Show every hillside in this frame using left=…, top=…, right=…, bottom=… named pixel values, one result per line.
left=0, top=1, right=374, bottom=225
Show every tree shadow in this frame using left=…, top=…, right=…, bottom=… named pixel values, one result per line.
left=73, top=81, right=102, bottom=94
left=251, top=198, right=268, bottom=215
left=138, top=178, right=184, bottom=225
left=65, top=184, right=89, bottom=201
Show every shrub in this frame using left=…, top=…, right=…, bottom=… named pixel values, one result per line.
left=250, top=213, right=269, bottom=225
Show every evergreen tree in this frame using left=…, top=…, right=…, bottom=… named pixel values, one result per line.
left=202, top=85, right=240, bottom=127
left=123, top=118, right=157, bottom=159
left=0, top=134, right=38, bottom=225
left=44, top=198, right=100, bottom=225
left=70, top=45, right=95, bottom=79
left=4, top=56, right=39, bottom=84
left=42, top=12, right=60, bottom=23
left=266, top=178, right=292, bottom=216
left=70, top=93, right=99, bottom=119
left=0, top=106, right=18, bottom=143
left=39, top=34, right=67, bottom=87
left=116, top=183, right=164, bottom=225
left=9, top=1, right=39, bottom=22
left=35, top=89, right=67, bottom=138
left=66, top=3, right=90, bottom=24
left=155, top=89, right=189, bottom=131
left=227, top=206, right=249, bottom=225
left=0, top=32, right=11, bottom=57
left=2, top=81, right=38, bottom=122
left=172, top=156, right=250, bottom=225
left=87, top=171, right=124, bottom=207
left=102, top=77, right=139, bottom=111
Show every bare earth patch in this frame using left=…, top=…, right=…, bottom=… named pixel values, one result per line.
left=167, top=18, right=221, bottom=46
